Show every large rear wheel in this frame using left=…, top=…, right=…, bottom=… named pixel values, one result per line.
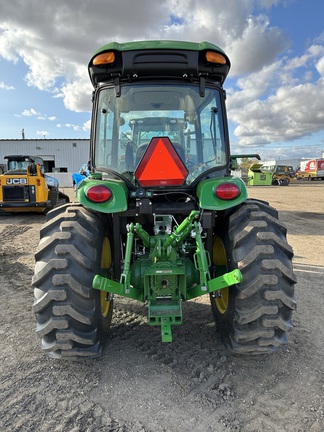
left=32, top=204, right=114, bottom=360
left=210, top=199, right=297, bottom=354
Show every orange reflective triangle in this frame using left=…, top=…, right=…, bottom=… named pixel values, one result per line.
left=135, top=137, right=188, bottom=186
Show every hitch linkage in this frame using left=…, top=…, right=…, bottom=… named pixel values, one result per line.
left=93, top=210, right=242, bottom=342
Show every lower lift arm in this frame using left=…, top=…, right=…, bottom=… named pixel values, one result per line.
left=93, top=211, right=242, bottom=342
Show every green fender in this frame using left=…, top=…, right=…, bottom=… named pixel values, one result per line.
left=77, top=177, right=128, bottom=213
left=196, top=177, right=247, bottom=210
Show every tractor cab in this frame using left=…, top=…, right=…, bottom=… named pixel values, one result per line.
left=88, top=41, right=230, bottom=189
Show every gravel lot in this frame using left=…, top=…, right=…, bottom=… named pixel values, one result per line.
left=0, top=182, right=323, bottom=431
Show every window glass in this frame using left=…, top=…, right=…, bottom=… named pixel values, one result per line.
left=94, top=83, right=227, bottom=184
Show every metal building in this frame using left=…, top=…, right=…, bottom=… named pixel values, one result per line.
left=0, top=138, right=89, bottom=187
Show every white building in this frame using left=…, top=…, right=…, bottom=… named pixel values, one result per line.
left=261, top=159, right=303, bottom=171
left=0, top=138, right=89, bottom=187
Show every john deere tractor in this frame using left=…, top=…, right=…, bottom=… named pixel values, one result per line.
left=32, top=41, right=296, bottom=360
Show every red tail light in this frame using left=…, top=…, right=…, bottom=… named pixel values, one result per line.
left=86, top=185, right=112, bottom=203
left=214, top=183, right=240, bottom=200
left=135, top=137, right=188, bottom=187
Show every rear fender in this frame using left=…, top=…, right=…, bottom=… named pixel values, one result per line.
left=77, top=178, right=128, bottom=213
left=196, top=177, right=247, bottom=210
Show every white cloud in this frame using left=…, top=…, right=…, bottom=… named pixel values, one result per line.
left=82, top=119, right=91, bottom=132
left=0, top=81, right=14, bottom=90
left=227, top=61, right=281, bottom=108
left=36, top=130, right=49, bottom=137
left=64, top=120, right=91, bottom=132
left=16, top=108, right=57, bottom=121
left=60, top=78, right=93, bottom=113
left=18, top=108, right=58, bottom=123
left=316, top=56, right=324, bottom=75
left=22, top=108, right=40, bottom=117
left=227, top=44, right=324, bottom=147
left=0, top=0, right=323, bottom=150
left=226, top=15, right=288, bottom=75
left=0, top=0, right=289, bottom=102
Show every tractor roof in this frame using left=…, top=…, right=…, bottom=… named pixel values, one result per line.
left=91, top=40, right=227, bottom=56
left=88, top=40, right=231, bottom=87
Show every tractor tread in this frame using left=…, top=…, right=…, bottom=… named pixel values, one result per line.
left=32, top=204, right=113, bottom=360
left=211, top=198, right=296, bottom=354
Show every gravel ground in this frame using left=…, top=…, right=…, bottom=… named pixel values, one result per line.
left=0, top=182, right=323, bottom=431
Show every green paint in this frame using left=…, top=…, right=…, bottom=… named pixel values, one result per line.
left=77, top=177, right=128, bottom=213
left=196, top=177, right=248, bottom=210
left=93, top=212, right=242, bottom=342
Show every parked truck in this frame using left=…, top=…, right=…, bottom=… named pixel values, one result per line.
left=0, top=155, right=69, bottom=213
left=32, top=40, right=296, bottom=360
left=296, top=159, right=324, bottom=180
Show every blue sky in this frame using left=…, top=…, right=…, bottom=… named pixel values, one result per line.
left=0, top=0, right=324, bottom=161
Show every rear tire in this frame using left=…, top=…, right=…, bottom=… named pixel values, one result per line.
left=32, top=203, right=114, bottom=360
left=210, top=199, right=296, bottom=354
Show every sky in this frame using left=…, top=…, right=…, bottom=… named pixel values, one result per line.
left=0, top=0, right=324, bottom=161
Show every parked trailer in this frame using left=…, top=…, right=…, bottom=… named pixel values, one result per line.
left=296, top=159, right=324, bottom=180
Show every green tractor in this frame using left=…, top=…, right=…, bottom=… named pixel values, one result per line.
left=32, top=41, right=296, bottom=360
